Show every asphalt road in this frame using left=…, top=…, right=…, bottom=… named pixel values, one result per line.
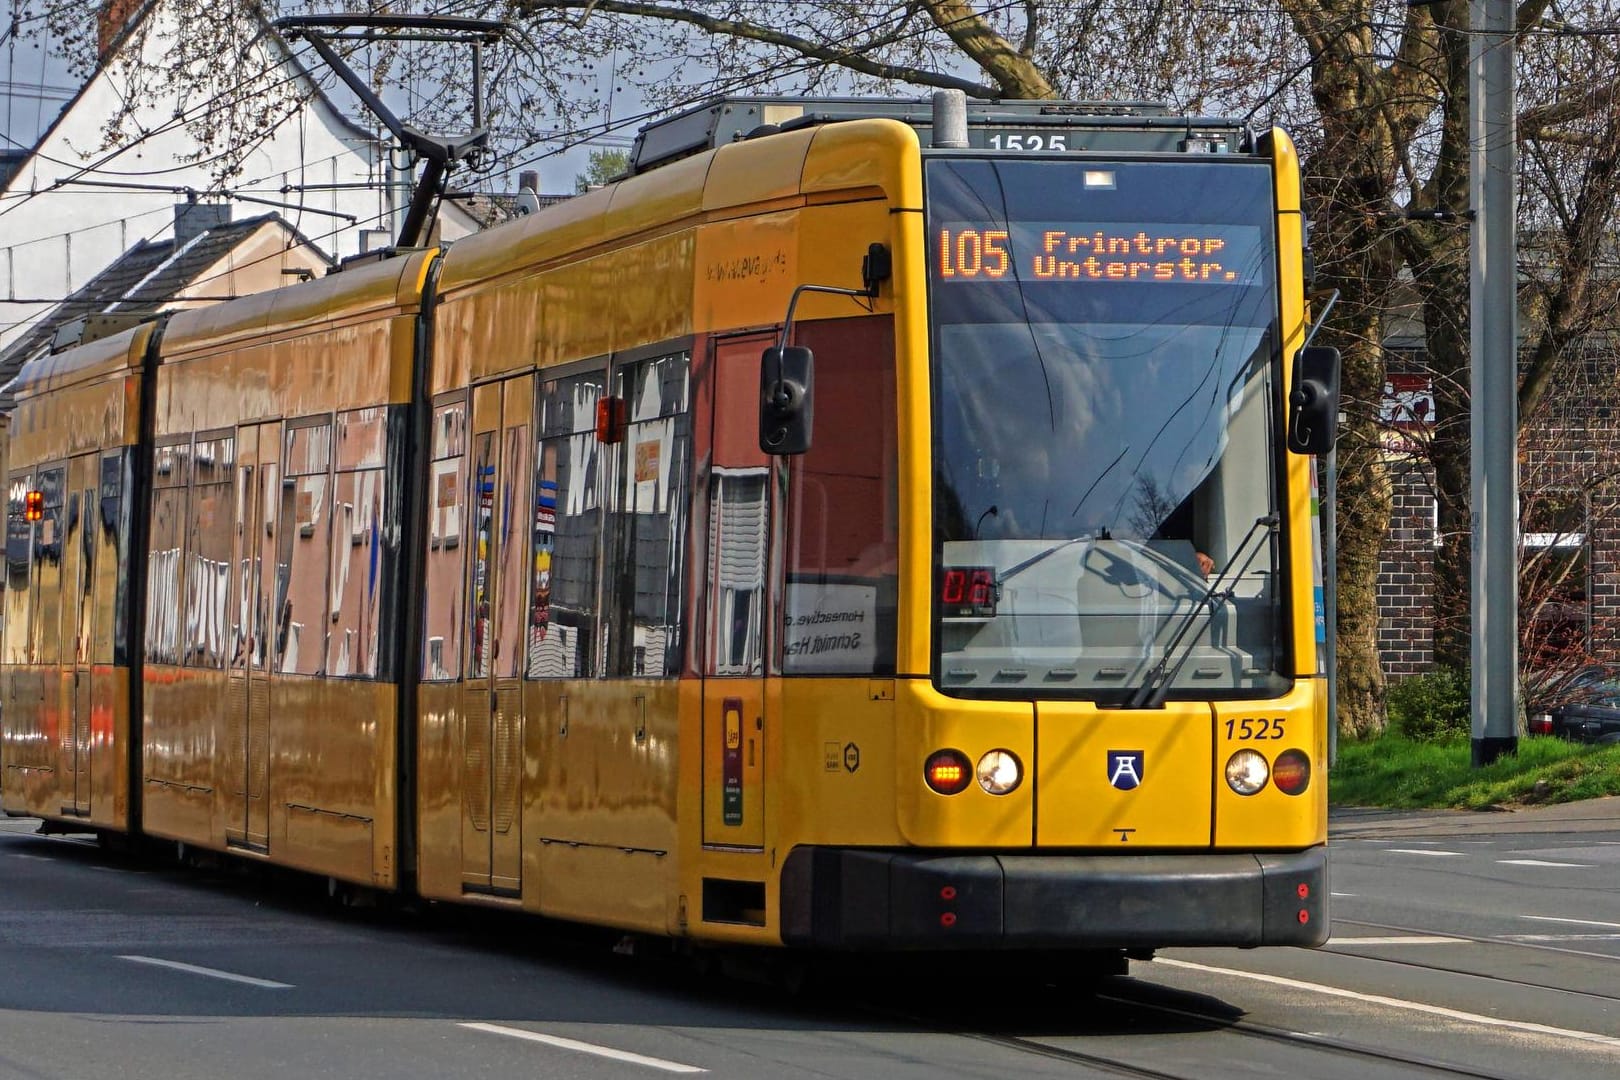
left=2, top=803, right=1618, bottom=1080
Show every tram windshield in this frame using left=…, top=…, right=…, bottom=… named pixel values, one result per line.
left=925, top=156, right=1288, bottom=701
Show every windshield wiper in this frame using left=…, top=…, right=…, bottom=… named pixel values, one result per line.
left=1122, top=513, right=1279, bottom=710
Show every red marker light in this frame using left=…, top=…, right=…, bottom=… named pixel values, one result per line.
left=940, top=886, right=957, bottom=901
left=1296, top=883, right=1310, bottom=900
left=941, top=912, right=957, bottom=928
left=1272, top=749, right=1312, bottom=796
left=595, top=396, right=626, bottom=444
left=1298, top=910, right=1310, bottom=925
left=924, top=749, right=973, bottom=795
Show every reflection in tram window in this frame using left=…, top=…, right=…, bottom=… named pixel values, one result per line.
left=97, top=451, right=127, bottom=666
left=423, top=399, right=466, bottom=681
left=606, top=352, right=690, bottom=678
left=468, top=432, right=496, bottom=680
left=185, top=435, right=234, bottom=668
left=31, top=467, right=64, bottom=667
left=529, top=370, right=606, bottom=679
left=146, top=441, right=190, bottom=665
left=495, top=424, right=530, bottom=680
left=6, top=474, right=33, bottom=665
left=710, top=470, right=768, bottom=676
left=278, top=421, right=332, bottom=675
left=329, top=409, right=389, bottom=679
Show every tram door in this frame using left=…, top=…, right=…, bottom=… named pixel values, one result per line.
left=462, top=377, right=530, bottom=895
left=225, top=423, right=277, bottom=851
left=61, top=454, right=97, bottom=816
left=701, top=336, right=775, bottom=849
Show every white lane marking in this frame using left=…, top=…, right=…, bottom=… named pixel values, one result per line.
left=1383, top=848, right=1465, bottom=857
left=1521, top=915, right=1620, bottom=930
left=4, top=853, right=53, bottom=861
left=118, top=955, right=293, bottom=989
left=1497, top=859, right=1593, bottom=868
left=1505, top=934, right=1620, bottom=942
left=1325, top=936, right=1465, bottom=946
left=1153, top=957, right=1620, bottom=1050
left=1330, top=892, right=1356, bottom=898
left=461, top=1022, right=706, bottom=1074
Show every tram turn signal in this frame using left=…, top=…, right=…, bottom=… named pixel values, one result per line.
left=1271, top=750, right=1312, bottom=795
left=924, top=749, right=973, bottom=795
left=24, top=490, right=42, bottom=522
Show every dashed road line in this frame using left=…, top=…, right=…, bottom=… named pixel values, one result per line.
left=461, top=1022, right=706, bottom=1073
left=1325, top=936, right=1466, bottom=946
left=118, top=955, right=293, bottom=989
left=1154, top=957, right=1620, bottom=1050
left=1383, top=848, right=1465, bottom=857
left=1520, top=915, right=1620, bottom=930
left=1497, top=858, right=1593, bottom=868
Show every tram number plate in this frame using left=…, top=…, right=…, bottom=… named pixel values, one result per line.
left=980, top=130, right=1071, bottom=152
left=1225, top=717, right=1286, bottom=740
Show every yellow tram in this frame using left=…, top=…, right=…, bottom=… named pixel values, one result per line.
left=3, top=97, right=1334, bottom=961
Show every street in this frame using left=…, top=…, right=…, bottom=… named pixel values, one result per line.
left=3, top=803, right=1618, bottom=1079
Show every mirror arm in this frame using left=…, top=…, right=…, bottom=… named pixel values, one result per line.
left=1300, top=288, right=1340, bottom=352
left=777, top=283, right=876, bottom=351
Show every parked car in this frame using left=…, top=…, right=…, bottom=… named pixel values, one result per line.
left=1526, top=666, right=1620, bottom=744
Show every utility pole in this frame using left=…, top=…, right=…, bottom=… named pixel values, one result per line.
left=1470, top=0, right=1519, bottom=765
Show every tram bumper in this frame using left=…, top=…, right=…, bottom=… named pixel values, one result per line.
left=780, top=846, right=1327, bottom=950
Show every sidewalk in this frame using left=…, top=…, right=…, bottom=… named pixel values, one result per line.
left=1330, top=795, right=1620, bottom=839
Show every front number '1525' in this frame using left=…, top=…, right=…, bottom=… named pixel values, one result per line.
left=1226, top=717, right=1286, bottom=740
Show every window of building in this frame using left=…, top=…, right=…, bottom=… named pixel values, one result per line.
left=1523, top=489, right=1590, bottom=663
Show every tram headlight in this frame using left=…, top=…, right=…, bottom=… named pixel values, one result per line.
left=1224, top=749, right=1270, bottom=795
left=975, top=749, right=1022, bottom=795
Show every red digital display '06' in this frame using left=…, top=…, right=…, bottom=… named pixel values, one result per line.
left=941, top=567, right=997, bottom=618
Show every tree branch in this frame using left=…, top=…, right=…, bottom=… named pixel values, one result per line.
left=515, top=0, right=1001, bottom=97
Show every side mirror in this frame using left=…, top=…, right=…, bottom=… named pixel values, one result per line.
left=760, top=345, right=814, bottom=455
left=1286, top=345, right=1341, bottom=456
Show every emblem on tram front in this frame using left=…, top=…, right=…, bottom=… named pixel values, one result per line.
left=1107, top=751, right=1145, bottom=790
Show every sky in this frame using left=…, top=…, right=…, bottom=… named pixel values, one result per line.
left=1, top=23, right=76, bottom=153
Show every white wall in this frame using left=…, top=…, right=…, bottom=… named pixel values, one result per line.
left=0, top=4, right=391, bottom=351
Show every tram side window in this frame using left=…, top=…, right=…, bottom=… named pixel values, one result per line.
left=528, top=370, right=606, bottom=679
left=495, top=422, right=531, bottom=681
left=184, top=434, right=234, bottom=669
left=97, top=451, right=129, bottom=666
left=6, top=475, right=32, bottom=665
left=605, top=351, right=691, bottom=678
left=783, top=317, right=899, bottom=675
left=277, top=420, right=332, bottom=676
left=30, top=466, right=65, bottom=667
left=424, top=400, right=467, bottom=681
left=146, top=442, right=190, bottom=664
left=329, top=408, right=388, bottom=679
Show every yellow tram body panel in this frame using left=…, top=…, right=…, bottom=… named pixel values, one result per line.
left=3, top=324, right=151, bottom=828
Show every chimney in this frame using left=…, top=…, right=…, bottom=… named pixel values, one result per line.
left=97, top=0, right=144, bottom=57
left=174, top=201, right=231, bottom=246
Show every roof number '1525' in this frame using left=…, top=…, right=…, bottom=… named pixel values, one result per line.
left=986, top=133, right=1068, bottom=151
